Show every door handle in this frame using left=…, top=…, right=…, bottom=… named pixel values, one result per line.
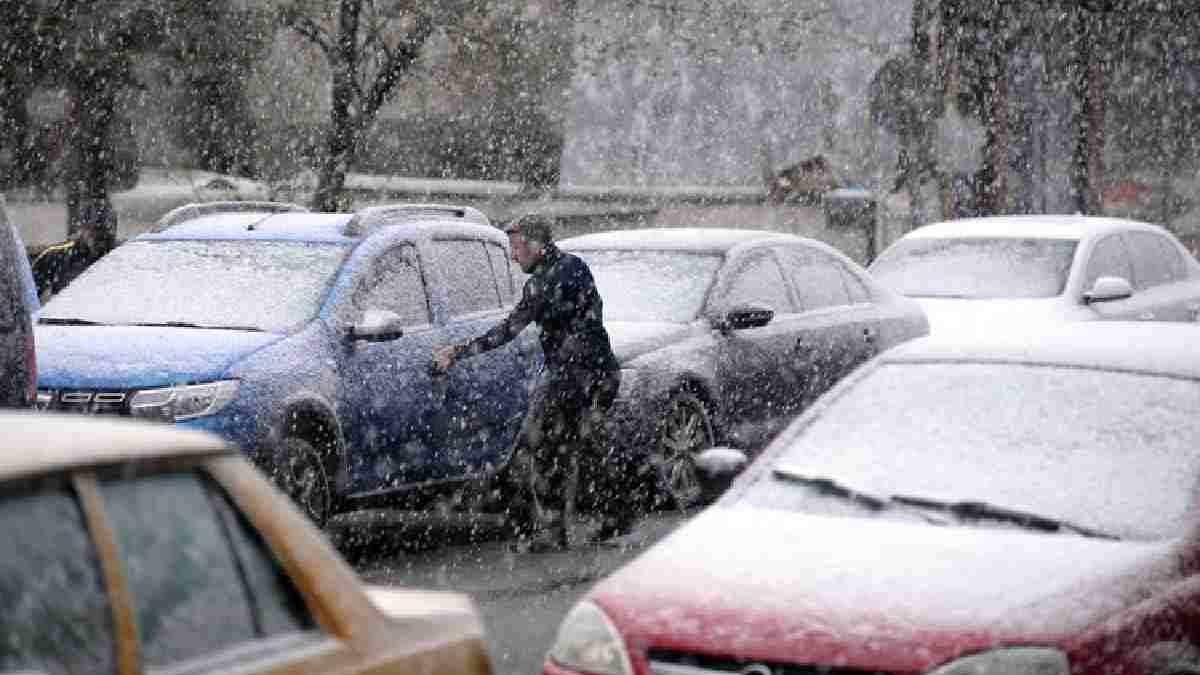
left=793, top=339, right=814, bottom=355
left=862, top=328, right=876, bottom=345
left=1139, top=312, right=1155, bottom=321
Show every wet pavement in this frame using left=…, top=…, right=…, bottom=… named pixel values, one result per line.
left=331, top=508, right=692, bottom=675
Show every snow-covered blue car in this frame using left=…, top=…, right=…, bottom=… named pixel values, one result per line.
left=33, top=202, right=539, bottom=525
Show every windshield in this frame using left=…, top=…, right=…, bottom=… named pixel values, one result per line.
left=39, top=239, right=350, bottom=333
left=740, top=363, right=1200, bottom=541
left=571, top=249, right=723, bottom=323
left=869, top=237, right=1078, bottom=299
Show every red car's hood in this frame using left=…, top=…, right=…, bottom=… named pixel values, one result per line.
left=592, top=506, right=1179, bottom=671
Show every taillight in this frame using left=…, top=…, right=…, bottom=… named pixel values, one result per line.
left=23, top=330, right=35, bottom=407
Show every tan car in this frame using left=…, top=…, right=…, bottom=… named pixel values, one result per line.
left=0, top=411, right=493, bottom=675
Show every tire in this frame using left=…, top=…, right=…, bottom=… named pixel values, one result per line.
left=651, top=389, right=714, bottom=510
left=280, top=435, right=334, bottom=528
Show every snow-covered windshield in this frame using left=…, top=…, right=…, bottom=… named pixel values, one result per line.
left=742, top=363, right=1200, bottom=541
left=869, top=237, right=1078, bottom=299
left=39, top=240, right=350, bottom=333
left=573, top=250, right=723, bottom=323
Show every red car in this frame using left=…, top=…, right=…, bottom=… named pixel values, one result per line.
left=545, top=322, right=1200, bottom=675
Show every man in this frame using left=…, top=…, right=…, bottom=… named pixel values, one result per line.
left=433, top=213, right=630, bottom=552
left=32, top=197, right=117, bottom=301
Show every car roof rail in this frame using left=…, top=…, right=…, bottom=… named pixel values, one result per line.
left=343, top=203, right=491, bottom=237
left=152, top=201, right=310, bottom=232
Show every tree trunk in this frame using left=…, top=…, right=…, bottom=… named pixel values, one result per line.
left=64, top=75, right=117, bottom=238
left=1071, top=7, right=1107, bottom=215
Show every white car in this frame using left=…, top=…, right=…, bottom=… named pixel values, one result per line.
left=868, top=214, right=1200, bottom=335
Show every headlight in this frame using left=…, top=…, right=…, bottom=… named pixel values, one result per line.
left=548, top=601, right=634, bottom=675
left=928, top=648, right=1068, bottom=675
left=130, top=380, right=240, bottom=422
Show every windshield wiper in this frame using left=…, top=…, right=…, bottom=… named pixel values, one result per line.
left=772, top=469, right=887, bottom=510
left=890, top=495, right=1117, bottom=540
left=38, top=317, right=104, bottom=326
left=130, top=321, right=264, bottom=332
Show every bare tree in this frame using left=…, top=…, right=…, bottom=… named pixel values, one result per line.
left=277, top=0, right=482, bottom=211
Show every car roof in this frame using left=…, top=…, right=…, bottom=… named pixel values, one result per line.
left=139, top=203, right=501, bottom=245
left=0, top=412, right=231, bottom=481
left=140, top=212, right=359, bottom=243
left=881, top=321, right=1200, bottom=379
left=901, top=214, right=1166, bottom=241
left=560, top=227, right=804, bottom=254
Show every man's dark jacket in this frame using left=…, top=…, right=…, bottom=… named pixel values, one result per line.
left=454, top=243, right=618, bottom=377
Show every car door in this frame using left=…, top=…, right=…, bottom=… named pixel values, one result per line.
left=776, top=244, right=878, bottom=413
left=1081, top=234, right=1145, bottom=321
left=1122, top=230, right=1196, bottom=321
left=709, top=248, right=803, bottom=439
left=428, top=236, right=532, bottom=480
left=336, top=241, right=445, bottom=491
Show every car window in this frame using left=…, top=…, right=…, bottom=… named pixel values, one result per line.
left=486, top=242, right=517, bottom=306
left=100, top=471, right=313, bottom=669
left=432, top=239, right=502, bottom=317
left=38, top=240, right=351, bottom=333
left=869, top=237, right=1077, bottom=299
left=778, top=247, right=851, bottom=311
left=357, top=244, right=431, bottom=327
left=1125, top=232, right=1187, bottom=289
left=0, top=479, right=116, bottom=675
left=205, top=476, right=315, bottom=636
left=721, top=252, right=795, bottom=314
left=1084, top=235, right=1135, bottom=290
left=572, top=249, right=722, bottom=323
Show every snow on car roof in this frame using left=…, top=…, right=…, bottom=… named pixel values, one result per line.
left=141, top=212, right=357, bottom=243
left=904, top=214, right=1164, bottom=241
left=0, top=412, right=231, bottom=481
left=883, top=321, right=1200, bottom=379
left=560, top=227, right=798, bottom=253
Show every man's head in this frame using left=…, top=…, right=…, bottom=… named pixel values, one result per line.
left=504, top=214, right=554, bottom=273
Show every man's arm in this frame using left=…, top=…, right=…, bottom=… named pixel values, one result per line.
left=433, top=278, right=542, bottom=370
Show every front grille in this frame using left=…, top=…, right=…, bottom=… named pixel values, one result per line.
left=647, top=649, right=893, bottom=675
left=36, top=389, right=131, bottom=416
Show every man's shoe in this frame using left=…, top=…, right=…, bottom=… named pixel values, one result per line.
left=591, top=515, right=635, bottom=543
left=525, top=525, right=569, bottom=553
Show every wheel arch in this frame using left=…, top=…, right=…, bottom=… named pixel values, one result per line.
left=265, top=393, right=343, bottom=475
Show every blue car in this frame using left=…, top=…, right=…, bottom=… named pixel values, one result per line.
left=33, top=202, right=539, bottom=525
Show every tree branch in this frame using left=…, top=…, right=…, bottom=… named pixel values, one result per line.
left=362, top=12, right=436, bottom=119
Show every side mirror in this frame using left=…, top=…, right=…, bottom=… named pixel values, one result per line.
left=1083, top=276, right=1134, bottom=304
left=694, top=447, right=749, bottom=503
left=347, top=309, right=405, bottom=342
left=715, top=304, right=774, bottom=332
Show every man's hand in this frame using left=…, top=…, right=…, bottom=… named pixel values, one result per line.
left=432, top=345, right=457, bottom=373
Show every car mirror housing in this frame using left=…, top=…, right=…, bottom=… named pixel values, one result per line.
left=1083, top=276, right=1134, bottom=304
left=694, top=447, right=749, bottom=503
left=716, top=304, right=774, bottom=332
left=348, top=309, right=405, bottom=342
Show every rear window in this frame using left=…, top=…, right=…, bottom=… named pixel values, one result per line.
left=870, top=237, right=1078, bottom=299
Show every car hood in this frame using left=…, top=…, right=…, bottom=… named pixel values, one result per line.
left=915, top=297, right=1086, bottom=337
left=35, top=325, right=285, bottom=389
left=591, top=506, right=1177, bottom=671
left=606, top=321, right=698, bottom=363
